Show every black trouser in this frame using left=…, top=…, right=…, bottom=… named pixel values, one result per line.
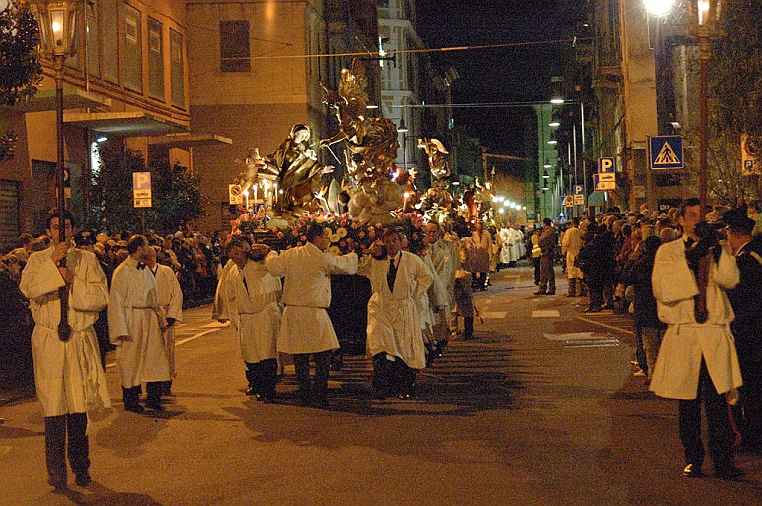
left=122, top=385, right=142, bottom=409
left=372, top=353, right=417, bottom=397
left=146, top=381, right=164, bottom=406
left=44, top=412, right=89, bottom=487
left=293, top=351, right=332, bottom=404
left=245, top=358, right=278, bottom=399
left=532, top=257, right=541, bottom=284
left=678, top=358, right=736, bottom=471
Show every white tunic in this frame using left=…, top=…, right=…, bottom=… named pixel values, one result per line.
left=429, top=237, right=459, bottom=306
left=212, top=258, right=236, bottom=321
left=649, top=237, right=743, bottom=399
left=359, top=251, right=434, bottom=370
left=20, top=246, right=111, bottom=416
left=152, top=263, right=183, bottom=377
left=108, top=257, right=170, bottom=387
left=561, top=226, right=584, bottom=279
left=227, top=260, right=281, bottom=363
left=265, top=243, right=358, bottom=354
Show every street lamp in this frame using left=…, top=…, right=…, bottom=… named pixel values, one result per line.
left=397, top=117, right=408, bottom=172
left=26, top=0, right=87, bottom=340
left=688, top=0, right=724, bottom=216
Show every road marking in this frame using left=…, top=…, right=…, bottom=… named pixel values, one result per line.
left=481, top=311, right=508, bottom=319
left=576, top=316, right=634, bottom=336
left=105, top=327, right=227, bottom=369
left=532, top=310, right=560, bottom=318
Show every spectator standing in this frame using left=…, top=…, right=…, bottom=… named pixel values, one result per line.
left=561, top=217, right=584, bottom=297
left=109, top=235, right=170, bottom=413
left=650, top=198, right=743, bottom=479
left=464, top=221, right=491, bottom=291
left=723, top=207, right=762, bottom=454
left=265, top=223, right=357, bottom=408
left=19, top=209, right=110, bottom=490
left=534, top=218, right=557, bottom=295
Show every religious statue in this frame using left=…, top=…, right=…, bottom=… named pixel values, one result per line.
left=417, top=137, right=453, bottom=210
left=320, top=59, right=403, bottom=223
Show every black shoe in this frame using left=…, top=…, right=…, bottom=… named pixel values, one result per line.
left=714, top=466, right=744, bottom=480
left=48, top=477, right=68, bottom=491
left=682, top=463, right=703, bottom=478
left=245, top=387, right=257, bottom=396
left=75, top=473, right=92, bottom=487
left=545, top=291, right=555, bottom=295
left=534, top=290, right=546, bottom=295
left=584, top=307, right=602, bottom=313
left=124, top=403, right=144, bottom=414
left=145, top=401, right=165, bottom=412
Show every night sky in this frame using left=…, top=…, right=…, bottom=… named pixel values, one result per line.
left=415, top=0, right=562, bottom=163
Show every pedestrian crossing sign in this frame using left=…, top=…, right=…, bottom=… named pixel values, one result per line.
left=649, top=135, right=683, bottom=170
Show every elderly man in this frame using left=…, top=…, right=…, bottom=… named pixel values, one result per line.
left=109, top=235, right=170, bottom=413
left=265, top=223, right=357, bottom=408
left=145, top=246, right=183, bottom=396
left=650, top=198, right=743, bottom=480
left=20, top=209, right=110, bottom=490
left=360, top=228, right=434, bottom=399
left=534, top=218, right=557, bottom=295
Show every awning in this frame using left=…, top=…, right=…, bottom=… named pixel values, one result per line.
left=588, top=191, right=607, bottom=206
left=147, top=133, right=233, bottom=149
left=4, top=87, right=111, bottom=112
left=64, top=112, right=189, bottom=137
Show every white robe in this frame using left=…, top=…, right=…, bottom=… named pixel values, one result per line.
left=212, top=258, right=236, bottom=321
left=20, top=246, right=111, bottom=416
left=429, top=237, right=459, bottom=306
left=561, top=226, right=584, bottom=279
left=152, top=263, right=183, bottom=377
left=359, top=251, right=434, bottom=370
left=649, top=237, right=743, bottom=399
left=227, top=260, right=281, bottom=363
left=265, top=243, right=357, bottom=354
left=108, top=257, right=170, bottom=387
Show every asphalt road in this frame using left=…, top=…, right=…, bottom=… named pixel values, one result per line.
left=1, top=264, right=761, bottom=505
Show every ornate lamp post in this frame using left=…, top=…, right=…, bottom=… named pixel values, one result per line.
left=25, top=0, right=86, bottom=340
left=688, top=0, right=723, bottom=215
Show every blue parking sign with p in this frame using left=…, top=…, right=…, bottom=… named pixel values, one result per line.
left=598, top=157, right=615, bottom=173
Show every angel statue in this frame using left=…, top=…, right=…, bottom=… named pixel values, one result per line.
left=233, top=147, right=267, bottom=196
left=320, top=58, right=403, bottom=223
left=259, top=124, right=334, bottom=216
left=418, top=138, right=453, bottom=209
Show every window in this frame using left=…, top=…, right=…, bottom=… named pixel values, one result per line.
left=123, top=5, right=142, bottom=92
left=148, top=17, right=164, bottom=100
left=170, top=29, right=185, bottom=108
left=220, top=21, right=250, bottom=73
left=86, top=0, right=99, bottom=78
left=101, top=0, right=117, bottom=83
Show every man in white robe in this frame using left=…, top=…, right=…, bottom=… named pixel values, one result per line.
left=20, top=209, right=110, bottom=490
left=360, top=228, right=434, bottom=399
left=108, top=235, right=169, bottom=413
left=145, top=246, right=183, bottom=395
left=265, top=223, right=357, bottom=408
left=650, top=198, right=743, bottom=480
left=227, top=239, right=281, bottom=401
left=561, top=217, right=584, bottom=297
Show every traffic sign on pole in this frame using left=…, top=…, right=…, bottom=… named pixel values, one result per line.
left=649, top=136, right=684, bottom=170
left=598, top=157, right=615, bottom=173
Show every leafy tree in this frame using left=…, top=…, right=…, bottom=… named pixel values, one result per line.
left=0, top=0, right=41, bottom=162
left=86, top=144, right=204, bottom=235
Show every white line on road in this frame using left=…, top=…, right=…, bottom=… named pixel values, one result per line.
left=576, top=316, right=634, bottom=336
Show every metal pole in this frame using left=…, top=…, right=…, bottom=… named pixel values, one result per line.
left=699, top=34, right=709, bottom=217
left=55, top=60, right=71, bottom=341
left=580, top=101, right=587, bottom=215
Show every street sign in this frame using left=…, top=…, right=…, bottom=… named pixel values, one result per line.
left=573, top=194, right=585, bottom=205
left=598, top=157, right=615, bottom=173
left=649, top=135, right=683, bottom=170
left=598, top=173, right=615, bottom=183
left=132, top=172, right=152, bottom=208
left=229, top=184, right=243, bottom=205
left=562, top=195, right=574, bottom=207
left=593, top=173, right=616, bottom=191
left=741, top=134, right=761, bottom=175
left=574, top=185, right=584, bottom=195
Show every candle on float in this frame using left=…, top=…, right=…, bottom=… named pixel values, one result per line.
left=243, top=190, right=249, bottom=211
